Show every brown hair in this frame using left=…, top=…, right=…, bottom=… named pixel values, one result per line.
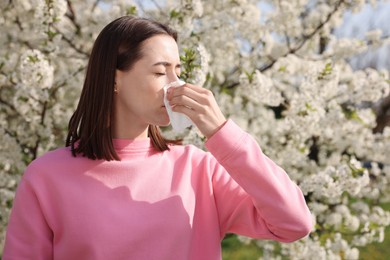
left=66, top=16, right=180, bottom=161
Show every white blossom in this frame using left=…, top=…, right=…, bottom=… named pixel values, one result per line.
left=19, top=49, right=54, bottom=90
left=239, top=70, right=284, bottom=107
left=191, top=44, right=210, bottom=86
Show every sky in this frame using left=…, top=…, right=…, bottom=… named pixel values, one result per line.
left=335, top=2, right=390, bottom=70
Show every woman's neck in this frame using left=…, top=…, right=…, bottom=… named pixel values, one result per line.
left=111, top=117, right=149, bottom=140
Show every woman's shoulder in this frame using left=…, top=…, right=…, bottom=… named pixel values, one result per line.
left=29, top=146, right=73, bottom=167
left=25, top=146, right=92, bottom=178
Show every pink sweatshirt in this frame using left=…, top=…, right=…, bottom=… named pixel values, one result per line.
left=3, top=120, right=312, bottom=259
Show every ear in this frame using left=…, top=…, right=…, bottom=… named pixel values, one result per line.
left=114, top=69, right=122, bottom=92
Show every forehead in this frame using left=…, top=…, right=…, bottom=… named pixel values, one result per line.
left=140, top=35, right=180, bottom=64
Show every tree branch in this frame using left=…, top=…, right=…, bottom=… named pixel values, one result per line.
left=55, top=27, right=90, bottom=57
left=0, top=97, right=16, bottom=111
left=91, top=0, right=101, bottom=13
left=66, top=0, right=81, bottom=35
left=374, top=94, right=390, bottom=133
left=290, top=0, right=345, bottom=54
left=260, top=0, right=345, bottom=72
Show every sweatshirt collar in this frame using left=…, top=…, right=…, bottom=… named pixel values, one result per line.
left=112, top=138, right=153, bottom=153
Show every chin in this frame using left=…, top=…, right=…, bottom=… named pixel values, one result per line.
left=152, top=118, right=170, bottom=127
left=159, top=121, right=171, bottom=127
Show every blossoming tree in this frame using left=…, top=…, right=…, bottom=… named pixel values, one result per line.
left=1, top=0, right=389, bottom=258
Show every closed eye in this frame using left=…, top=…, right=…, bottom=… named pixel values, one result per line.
left=155, top=73, right=181, bottom=78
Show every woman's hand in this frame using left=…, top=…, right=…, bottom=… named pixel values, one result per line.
left=167, top=83, right=226, bottom=139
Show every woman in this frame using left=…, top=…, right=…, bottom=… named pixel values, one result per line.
left=3, top=16, right=312, bottom=259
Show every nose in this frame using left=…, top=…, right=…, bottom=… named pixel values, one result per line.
left=167, top=71, right=180, bottom=83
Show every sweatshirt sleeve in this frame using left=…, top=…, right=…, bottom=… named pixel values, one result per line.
left=3, top=166, right=53, bottom=259
left=205, top=119, right=313, bottom=242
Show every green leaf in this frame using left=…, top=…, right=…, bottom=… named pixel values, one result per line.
left=52, top=16, right=60, bottom=23
left=298, top=102, right=316, bottom=116
left=305, top=102, right=316, bottom=111
left=342, top=107, right=367, bottom=125
left=126, top=6, right=137, bottom=15
left=28, top=55, right=39, bottom=63
left=244, top=70, right=255, bottom=83
left=318, top=62, right=333, bottom=80
left=180, top=48, right=201, bottom=82
left=46, top=30, right=59, bottom=40
left=170, top=10, right=180, bottom=18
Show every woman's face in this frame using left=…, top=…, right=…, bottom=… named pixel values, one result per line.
left=114, top=35, right=181, bottom=129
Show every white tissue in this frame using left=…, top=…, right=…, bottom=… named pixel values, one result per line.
left=163, top=80, right=193, bottom=132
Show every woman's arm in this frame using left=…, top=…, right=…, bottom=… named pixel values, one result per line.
left=205, top=120, right=313, bottom=242
left=3, top=168, right=53, bottom=259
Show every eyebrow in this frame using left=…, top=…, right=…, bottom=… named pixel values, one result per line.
left=152, top=61, right=181, bottom=68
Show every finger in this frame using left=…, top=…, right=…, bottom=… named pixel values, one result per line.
left=182, top=83, right=209, bottom=94
left=169, top=84, right=211, bottom=105
left=171, top=104, right=197, bottom=119
left=183, top=84, right=215, bottom=105
left=169, top=94, right=205, bottom=113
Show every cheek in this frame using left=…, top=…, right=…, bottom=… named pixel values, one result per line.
left=147, top=82, right=165, bottom=100
left=120, top=79, right=164, bottom=108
